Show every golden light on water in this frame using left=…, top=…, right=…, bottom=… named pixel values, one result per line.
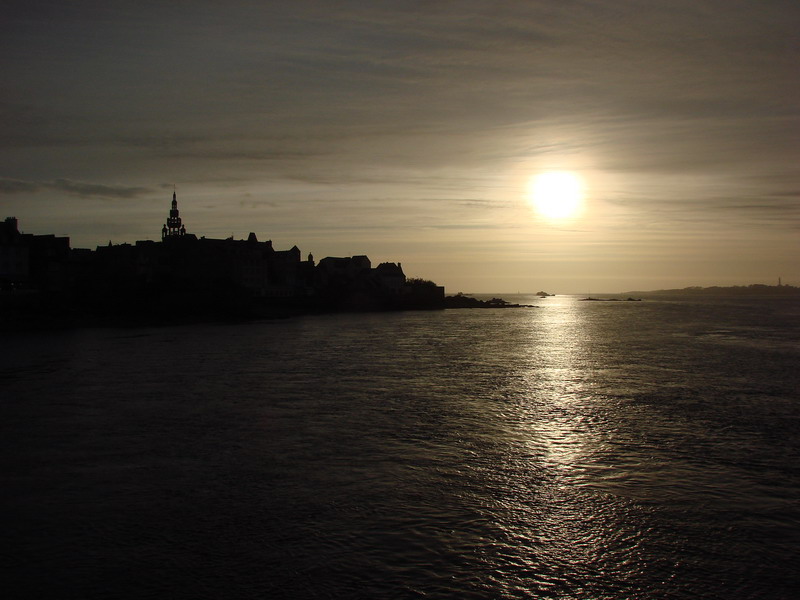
left=528, top=172, right=584, bottom=220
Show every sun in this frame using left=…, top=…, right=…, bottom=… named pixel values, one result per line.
left=528, top=172, right=583, bottom=219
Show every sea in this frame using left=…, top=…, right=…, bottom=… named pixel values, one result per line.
left=2, top=294, right=799, bottom=599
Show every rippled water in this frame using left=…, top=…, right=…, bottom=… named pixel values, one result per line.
left=3, top=295, right=799, bottom=599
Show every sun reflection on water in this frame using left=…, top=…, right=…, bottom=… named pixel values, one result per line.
left=521, top=296, right=594, bottom=472
left=488, top=296, right=649, bottom=595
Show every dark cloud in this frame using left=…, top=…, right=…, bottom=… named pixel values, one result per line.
left=770, top=190, right=800, bottom=198
left=239, top=199, right=279, bottom=209
left=0, top=177, right=39, bottom=193
left=50, top=179, right=152, bottom=199
left=0, top=177, right=152, bottom=199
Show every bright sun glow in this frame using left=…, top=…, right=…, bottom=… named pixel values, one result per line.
left=529, top=172, right=583, bottom=219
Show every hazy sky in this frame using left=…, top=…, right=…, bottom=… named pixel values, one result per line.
left=2, top=0, right=798, bottom=292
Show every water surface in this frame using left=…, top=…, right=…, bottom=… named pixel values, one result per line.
left=3, top=295, right=799, bottom=598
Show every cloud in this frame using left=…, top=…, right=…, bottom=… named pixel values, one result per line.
left=0, top=177, right=39, bottom=193
left=0, top=177, right=152, bottom=199
left=50, top=179, right=152, bottom=199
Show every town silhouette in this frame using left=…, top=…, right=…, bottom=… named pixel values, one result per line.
left=1, top=192, right=446, bottom=327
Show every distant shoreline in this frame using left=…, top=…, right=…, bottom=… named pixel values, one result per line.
left=618, top=284, right=799, bottom=298
left=465, top=285, right=799, bottom=300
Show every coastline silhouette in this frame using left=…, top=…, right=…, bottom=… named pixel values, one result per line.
left=0, top=194, right=446, bottom=328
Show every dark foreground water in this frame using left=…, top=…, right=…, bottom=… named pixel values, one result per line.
left=2, top=295, right=799, bottom=599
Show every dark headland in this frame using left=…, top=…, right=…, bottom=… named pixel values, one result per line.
left=620, top=284, right=800, bottom=299
left=579, top=284, right=799, bottom=302
left=444, top=293, right=536, bottom=309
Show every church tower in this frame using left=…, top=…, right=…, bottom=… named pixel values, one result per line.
left=162, top=189, right=187, bottom=239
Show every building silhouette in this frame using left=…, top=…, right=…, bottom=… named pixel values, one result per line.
left=0, top=216, right=71, bottom=291
left=162, top=189, right=186, bottom=239
left=1, top=191, right=445, bottom=320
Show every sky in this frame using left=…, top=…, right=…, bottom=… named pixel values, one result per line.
left=2, top=0, right=798, bottom=293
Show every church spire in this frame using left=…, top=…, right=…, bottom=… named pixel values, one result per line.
left=162, top=187, right=187, bottom=239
